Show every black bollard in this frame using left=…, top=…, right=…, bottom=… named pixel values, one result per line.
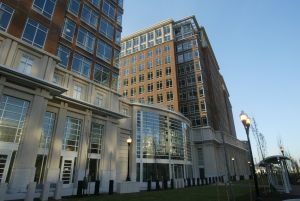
left=109, top=180, right=113, bottom=194
left=94, top=180, right=100, bottom=195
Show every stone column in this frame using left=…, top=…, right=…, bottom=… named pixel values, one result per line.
left=76, top=110, right=92, bottom=180
left=45, top=104, right=67, bottom=183
left=8, top=91, right=48, bottom=192
left=100, top=120, right=118, bottom=192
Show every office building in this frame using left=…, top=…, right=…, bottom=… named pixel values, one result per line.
left=120, top=16, right=249, bottom=180
left=0, top=1, right=196, bottom=200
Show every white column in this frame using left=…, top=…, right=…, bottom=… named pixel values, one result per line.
left=25, top=182, right=36, bottom=201
left=45, top=106, right=67, bottom=183
left=0, top=183, right=7, bottom=201
left=9, top=92, right=48, bottom=192
left=40, top=182, right=50, bottom=201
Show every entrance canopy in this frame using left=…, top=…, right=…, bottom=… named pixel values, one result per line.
left=258, top=155, right=291, bottom=193
left=258, top=155, right=290, bottom=167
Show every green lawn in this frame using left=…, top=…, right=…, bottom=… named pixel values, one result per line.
left=65, top=181, right=255, bottom=201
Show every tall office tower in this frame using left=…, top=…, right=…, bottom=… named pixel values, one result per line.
left=0, top=0, right=132, bottom=197
left=120, top=16, right=247, bottom=179
left=120, top=16, right=236, bottom=137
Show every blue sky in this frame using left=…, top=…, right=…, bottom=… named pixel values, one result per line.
left=121, top=0, right=300, bottom=163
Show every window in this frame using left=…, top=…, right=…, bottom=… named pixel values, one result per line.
left=147, top=50, right=152, bottom=57
left=156, top=81, right=162, bottom=90
left=179, top=79, right=185, bottom=88
left=147, top=96, right=153, bottom=104
left=139, top=86, right=144, bottom=94
left=22, top=18, right=48, bottom=48
left=96, top=40, right=112, bottom=62
left=132, top=55, right=137, bottom=64
left=111, top=73, right=118, bottom=90
left=0, top=3, right=14, bottom=31
left=130, top=88, right=136, bottom=96
left=40, top=112, right=56, bottom=148
left=140, top=35, right=146, bottom=43
left=166, top=67, right=171, bottom=76
left=102, top=1, right=115, bottom=19
left=200, top=100, right=206, bottom=111
left=123, top=90, right=128, bottom=97
left=197, top=74, right=203, bottom=82
left=81, top=4, right=98, bottom=28
left=99, top=18, right=114, bottom=40
left=115, top=30, right=121, bottom=45
left=0, top=95, right=29, bottom=143
left=166, top=79, right=172, bottom=88
left=147, top=32, right=154, bottom=41
left=123, top=79, right=128, bottom=86
left=147, top=72, right=153, bottom=80
left=89, top=0, right=100, bottom=7
left=164, top=45, right=170, bottom=52
left=197, top=148, right=204, bottom=166
left=117, top=11, right=122, bottom=25
left=189, top=102, right=199, bottom=114
left=62, top=117, right=82, bottom=151
left=187, top=75, right=196, bottom=86
left=72, top=53, right=91, bottom=77
left=90, top=123, right=104, bottom=154
left=156, top=58, right=162, bottom=66
left=76, top=27, right=95, bottom=53
left=33, top=0, right=56, bottom=19
left=155, top=47, right=161, bottom=55
left=163, top=26, right=170, bottom=34
left=139, top=74, right=144, bottom=82
left=62, top=18, right=76, bottom=42
left=68, top=0, right=80, bottom=16
left=164, top=55, right=171, bottom=64
left=156, top=69, right=162, bottom=78
left=18, top=54, right=33, bottom=74
left=199, top=87, right=204, bottom=97
left=188, top=88, right=197, bottom=100
left=57, top=45, right=71, bottom=68
left=95, top=93, right=104, bottom=106
left=147, top=83, right=153, bottom=92
left=180, top=105, right=188, bottom=115
left=179, top=92, right=186, bottom=100
left=139, top=53, right=145, bottom=61
left=94, top=64, right=110, bottom=87
left=139, top=64, right=145, bottom=71
left=147, top=61, right=153, bottom=69
left=167, top=91, right=173, bottom=101
left=123, top=69, right=129, bottom=76
left=157, top=94, right=163, bottom=103
left=73, top=83, right=84, bottom=100
left=131, top=76, right=136, bottom=84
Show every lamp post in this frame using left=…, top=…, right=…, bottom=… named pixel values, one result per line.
left=126, top=136, right=132, bottom=181
left=232, top=157, right=236, bottom=180
left=240, top=111, right=261, bottom=201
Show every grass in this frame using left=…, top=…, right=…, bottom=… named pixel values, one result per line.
left=63, top=180, right=254, bottom=201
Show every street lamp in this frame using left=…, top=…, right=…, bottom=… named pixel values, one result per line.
left=126, top=136, right=132, bottom=181
left=240, top=111, right=261, bottom=201
left=231, top=157, right=236, bottom=180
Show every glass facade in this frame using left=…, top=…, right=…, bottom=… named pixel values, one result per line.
left=136, top=110, right=191, bottom=181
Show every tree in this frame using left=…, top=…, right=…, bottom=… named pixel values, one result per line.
left=250, top=118, right=267, bottom=161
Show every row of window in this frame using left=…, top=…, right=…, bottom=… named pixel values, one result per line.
left=122, top=66, right=172, bottom=79
left=121, top=45, right=171, bottom=66
left=62, top=17, right=120, bottom=59
left=122, top=78, right=173, bottom=92
left=0, top=95, right=104, bottom=153
left=57, top=44, right=118, bottom=90
left=68, top=0, right=122, bottom=25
